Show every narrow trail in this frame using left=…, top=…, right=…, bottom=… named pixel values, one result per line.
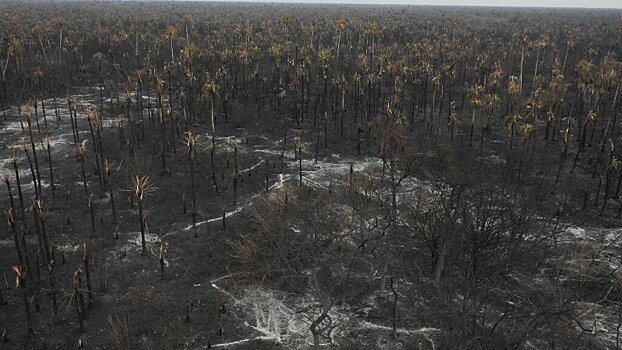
left=182, top=173, right=291, bottom=231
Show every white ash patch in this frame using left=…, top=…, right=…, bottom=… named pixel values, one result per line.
left=209, top=278, right=308, bottom=347
left=209, top=274, right=443, bottom=350
left=1, top=120, right=25, bottom=133
left=567, top=226, right=588, bottom=240
left=106, top=232, right=168, bottom=263
left=45, top=135, right=73, bottom=149
left=124, top=232, right=161, bottom=249
left=200, top=134, right=246, bottom=154
left=56, top=243, right=81, bottom=253
left=296, top=156, right=383, bottom=190
left=572, top=301, right=619, bottom=347
left=101, top=119, right=118, bottom=128
left=0, top=157, right=33, bottom=179
left=255, top=147, right=295, bottom=159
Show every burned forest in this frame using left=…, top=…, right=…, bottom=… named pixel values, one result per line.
left=1, top=1, right=622, bottom=349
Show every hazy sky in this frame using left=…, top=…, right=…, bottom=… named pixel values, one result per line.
left=204, top=0, right=622, bottom=9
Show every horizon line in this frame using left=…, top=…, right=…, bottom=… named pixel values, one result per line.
left=15, top=0, right=621, bottom=10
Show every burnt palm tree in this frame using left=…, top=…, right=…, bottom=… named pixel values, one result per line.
left=203, top=74, right=221, bottom=194
left=293, top=135, right=303, bottom=187
left=24, top=104, right=42, bottom=198
left=533, top=35, right=549, bottom=89
left=468, top=84, right=484, bottom=147
left=71, top=268, right=85, bottom=332
left=164, top=25, right=181, bottom=65
left=203, top=74, right=219, bottom=155
left=45, top=137, right=56, bottom=205
left=184, top=131, right=199, bottom=235
left=76, top=142, right=89, bottom=201
left=103, top=159, right=118, bottom=238
left=86, top=109, right=104, bottom=192
left=132, top=175, right=156, bottom=255
left=519, top=33, right=530, bottom=93
left=32, top=199, right=58, bottom=316
left=334, top=16, right=347, bottom=68
left=562, top=36, right=576, bottom=76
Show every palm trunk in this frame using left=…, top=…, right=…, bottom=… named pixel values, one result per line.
left=41, top=98, right=48, bottom=131
left=88, top=195, right=97, bottom=238
left=159, top=95, right=168, bottom=172
left=519, top=46, right=524, bottom=93
left=233, top=144, right=238, bottom=205
left=469, top=109, right=476, bottom=147
left=47, top=263, right=58, bottom=316
left=46, top=141, right=55, bottom=205
left=23, top=148, right=39, bottom=200
left=5, top=180, right=24, bottom=267
left=87, top=118, right=104, bottom=192
left=138, top=198, right=146, bottom=255
left=74, top=279, right=85, bottom=332
left=26, top=117, right=42, bottom=198
left=298, top=145, right=303, bottom=187
left=562, top=45, right=570, bottom=76
left=13, top=158, right=27, bottom=227
left=83, top=244, right=94, bottom=304
left=390, top=276, right=398, bottom=339
left=79, top=156, right=89, bottom=201
left=0, top=286, right=5, bottom=306
left=170, top=38, right=174, bottom=64
left=265, top=159, right=270, bottom=191
left=211, top=95, right=216, bottom=155
left=533, top=48, right=540, bottom=88
left=190, top=156, right=197, bottom=236
left=18, top=273, right=34, bottom=335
